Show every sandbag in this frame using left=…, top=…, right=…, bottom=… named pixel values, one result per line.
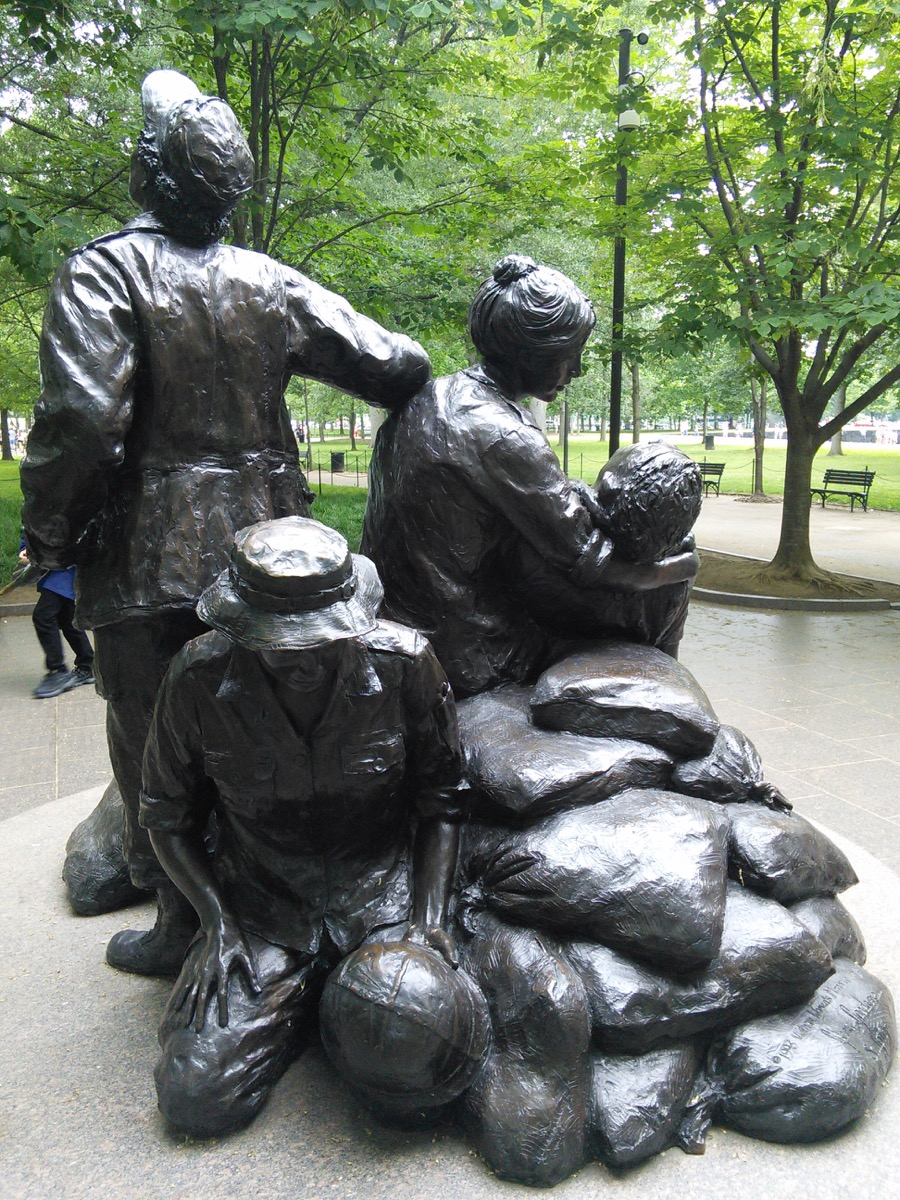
left=710, top=959, right=896, bottom=1142
left=565, top=883, right=834, bottom=1054
left=588, top=1040, right=705, bottom=1166
left=727, top=803, right=858, bottom=902
left=531, top=641, right=719, bottom=758
left=457, top=685, right=672, bottom=819
left=61, top=780, right=150, bottom=915
left=789, top=897, right=866, bottom=965
left=459, top=909, right=590, bottom=1076
left=672, top=724, right=790, bottom=810
left=469, top=791, right=728, bottom=972
left=459, top=910, right=590, bottom=1187
left=464, top=1047, right=590, bottom=1188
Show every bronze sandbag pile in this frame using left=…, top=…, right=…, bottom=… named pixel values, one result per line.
left=449, top=640, right=895, bottom=1186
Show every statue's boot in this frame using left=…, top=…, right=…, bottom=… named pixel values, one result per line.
left=63, top=780, right=151, bottom=916
left=106, top=883, right=199, bottom=976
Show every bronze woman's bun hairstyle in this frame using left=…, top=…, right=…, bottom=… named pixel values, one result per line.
left=468, top=256, right=595, bottom=369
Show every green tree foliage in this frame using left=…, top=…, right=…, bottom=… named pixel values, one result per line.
left=642, top=0, right=900, bottom=579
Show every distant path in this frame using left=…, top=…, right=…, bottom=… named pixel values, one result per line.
left=694, top=495, right=900, bottom=584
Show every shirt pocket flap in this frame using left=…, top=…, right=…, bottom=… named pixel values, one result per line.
left=340, top=733, right=404, bottom=777
left=204, top=747, right=276, bottom=790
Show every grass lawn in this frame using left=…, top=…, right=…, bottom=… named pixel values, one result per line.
left=309, top=485, right=368, bottom=552
left=4, top=438, right=898, bottom=590
left=553, top=438, right=900, bottom=511
left=0, top=460, right=22, bottom=589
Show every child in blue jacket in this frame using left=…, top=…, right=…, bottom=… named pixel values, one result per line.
left=19, top=537, right=94, bottom=698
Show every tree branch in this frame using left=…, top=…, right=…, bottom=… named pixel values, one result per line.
left=818, top=362, right=900, bottom=442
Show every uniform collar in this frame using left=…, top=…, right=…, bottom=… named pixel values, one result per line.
left=462, top=365, right=536, bottom=427
left=216, top=636, right=383, bottom=706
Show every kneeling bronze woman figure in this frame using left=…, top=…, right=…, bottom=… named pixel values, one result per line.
left=141, top=517, right=465, bottom=1136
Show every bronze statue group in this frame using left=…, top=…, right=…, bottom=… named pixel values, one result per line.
left=20, top=72, right=895, bottom=1186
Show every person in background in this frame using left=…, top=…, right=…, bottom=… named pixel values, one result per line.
left=19, top=538, right=94, bottom=699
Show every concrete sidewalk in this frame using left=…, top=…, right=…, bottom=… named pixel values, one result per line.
left=693, top=493, right=900, bottom=584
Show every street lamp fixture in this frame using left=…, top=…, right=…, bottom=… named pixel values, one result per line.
left=608, top=28, right=648, bottom=458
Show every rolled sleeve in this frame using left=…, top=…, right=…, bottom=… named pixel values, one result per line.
left=477, top=427, right=613, bottom=586
left=139, top=655, right=208, bottom=835
left=402, top=640, right=465, bottom=821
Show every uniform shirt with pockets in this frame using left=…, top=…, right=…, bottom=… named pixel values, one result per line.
left=22, top=214, right=430, bottom=628
left=140, top=623, right=463, bottom=956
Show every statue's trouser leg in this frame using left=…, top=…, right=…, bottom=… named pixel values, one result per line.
left=93, top=609, right=209, bottom=891
left=62, top=779, right=149, bottom=916
left=155, top=933, right=329, bottom=1138
left=94, top=610, right=207, bottom=973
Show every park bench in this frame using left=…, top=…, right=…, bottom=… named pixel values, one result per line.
left=809, top=468, right=876, bottom=513
left=699, top=462, right=726, bottom=496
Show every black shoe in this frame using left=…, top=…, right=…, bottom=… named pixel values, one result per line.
left=33, top=668, right=75, bottom=699
left=105, top=927, right=194, bottom=976
left=69, top=665, right=95, bottom=689
left=106, top=886, right=199, bottom=977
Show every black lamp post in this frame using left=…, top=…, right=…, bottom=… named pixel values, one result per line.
left=609, top=27, right=647, bottom=459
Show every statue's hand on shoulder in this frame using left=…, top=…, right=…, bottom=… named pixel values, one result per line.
left=655, top=534, right=700, bottom=585
left=403, top=922, right=459, bottom=970
left=176, top=913, right=260, bottom=1031
left=604, top=534, right=699, bottom=592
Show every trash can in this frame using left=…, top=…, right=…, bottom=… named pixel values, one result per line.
left=704, top=434, right=715, bottom=450
left=330, top=451, right=345, bottom=473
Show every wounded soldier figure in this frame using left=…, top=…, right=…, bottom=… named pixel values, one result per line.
left=139, top=516, right=465, bottom=1137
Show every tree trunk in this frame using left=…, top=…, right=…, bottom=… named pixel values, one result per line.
left=630, top=359, right=641, bottom=444
left=1, top=409, right=13, bottom=460
left=318, top=420, right=325, bottom=442
left=600, top=411, right=607, bottom=441
left=750, top=377, right=767, bottom=495
left=827, top=382, right=846, bottom=456
left=349, top=407, right=357, bottom=451
left=768, top=426, right=819, bottom=578
left=701, top=396, right=709, bottom=441
left=368, top=405, right=385, bottom=443
left=527, top=399, right=548, bottom=433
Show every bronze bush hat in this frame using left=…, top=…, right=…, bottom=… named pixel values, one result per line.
left=198, top=517, right=382, bottom=650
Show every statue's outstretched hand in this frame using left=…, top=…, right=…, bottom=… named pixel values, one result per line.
left=177, top=915, right=260, bottom=1032
left=403, top=922, right=459, bottom=970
